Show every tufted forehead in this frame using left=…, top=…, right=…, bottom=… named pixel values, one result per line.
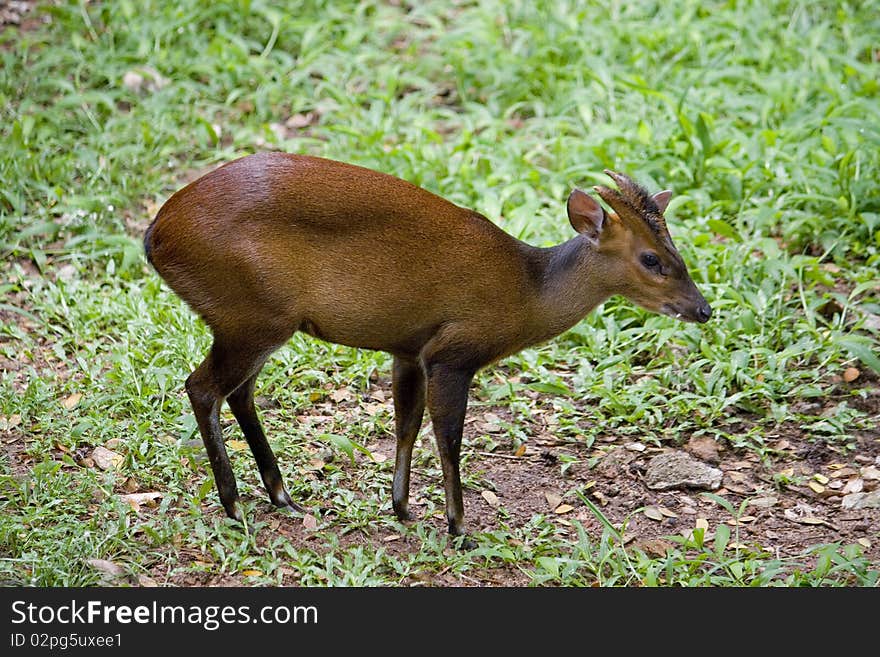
left=594, top=169, right=669, bottom=239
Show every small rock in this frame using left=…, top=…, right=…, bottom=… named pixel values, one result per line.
left=842, top=491, right=880, bottom=510
left=645, top=450, right=723, bottom=491
left=91, top=446, right=123, bottom=470
left=861, top=466, right=880, bottom=481
left=686, top=436, right=721, bottom=464
left=596, top=447, right=636, bottom=474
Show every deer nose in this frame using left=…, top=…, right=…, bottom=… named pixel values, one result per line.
left=697, top=304, right=712, bottom=323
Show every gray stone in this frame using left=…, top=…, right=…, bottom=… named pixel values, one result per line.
left=841, top=491, right=880, bottom=510
left=645, top=450, right=723, bottom=491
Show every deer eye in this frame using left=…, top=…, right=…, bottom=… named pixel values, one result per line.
left=640, top=253, right=660, bottom=270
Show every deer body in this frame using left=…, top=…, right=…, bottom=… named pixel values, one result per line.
left=145, top=152, right=711, bottom=540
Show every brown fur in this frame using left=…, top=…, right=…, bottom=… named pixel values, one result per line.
left=144, top=152, right=711, bottom=539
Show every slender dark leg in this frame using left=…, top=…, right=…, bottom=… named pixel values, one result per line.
left=185, top=333, right=285, bottom=521
left=227, top=372, right=304, bottom=513
left=424, top=362, right=475, bottom=537
left=391, top=356, right=426, bottom=521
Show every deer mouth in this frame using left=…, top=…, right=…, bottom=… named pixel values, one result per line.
left=661, top=303, right=712, bottom=324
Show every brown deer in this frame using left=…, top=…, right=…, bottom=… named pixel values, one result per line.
left=144, top=153, right=711, bottom=541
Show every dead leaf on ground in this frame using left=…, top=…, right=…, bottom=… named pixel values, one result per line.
left=513, top=444, right=526, bottom=457
left=86, top=559, right=125, bottom=581
left=285, top=113, right=315, bottom=129
left=544, top=491, right=563, bottom=509
left=635, top=538, right=674, bottom=557
left=748, top=496, right=778, bottom=508
left=91, top=446, right=123, bottom=471
left=119, top=492, right=162, bottom=512
left=227, top=440, right=248, bottom=452
left=695, top=518, right=709, bottom=531
left=643, top=506, right=664, bottom=521
left=554, top=504, right=574, bottom=515
left=842, top=479, right=864, bottom=495
left=62, top=392, right=82, bottom=410
left=0, top=414, right=22, bottom=431
left=784, top=508, right=833, bottom=527
left=383, top=534, right=401, bottom=542
left=842, top=367, right=860, bottom=383
left=302, top=514, right=318, bottom=530
left=808, top=481, right=826, bottom=494
left=330, top=387, right=352, bottom=403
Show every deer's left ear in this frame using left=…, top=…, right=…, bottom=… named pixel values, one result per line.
left=652, top=190, right=672, bottom=214
left=567, top=189, right=606, bottom=244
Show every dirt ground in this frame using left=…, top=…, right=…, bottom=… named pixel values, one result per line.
left=155, top=371, right=880, bottom=587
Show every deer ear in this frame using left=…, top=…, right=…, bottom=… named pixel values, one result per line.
left=567, top=189, right=605, bottom=243
left=652, top=189, right=672, bottom=214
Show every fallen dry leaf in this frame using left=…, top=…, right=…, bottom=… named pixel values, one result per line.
left=227, top=440, right=248, bottom=451
left=0, top=414, right=22, bottom=431
left=119, top=492, right=162, bottom=507
left=658, top=506, right=678, bottom=518
left=330, top=387, right=352, bottom=403
left=302, top=514, right=318, bottom=530
left=813, top=473, right=830, bottom=485
left=62, top=392, right=82, bottom=410
left=635, top=538, right=674, bottom=557
left=643, top=506, right=664, bottom=521
left=748, top=496, right=778, bottom=508
left=695, top=518, right=709, bottom=531
left=857, top=538, right=872, bottom=549
left=554, top=504, right=574, bottom=515
left=544, top=491, right=563, bottom=509
left=513, top=444, right=526, bottom=457
left=383, top=534, right=401, bottom=542
left=86, top=559, right=125, bottom=579
left=285, top=113, right=314, bottom=129
left=808, top=481, right=826, bottom=494
left=91, top=446, right=123, bottom=471
left=842, top=478, right=864, bottom=495
left=241, top=569, right=262, bottom=577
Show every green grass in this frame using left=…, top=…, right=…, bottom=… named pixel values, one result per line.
left=1, top=0, right=878, bottom=586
